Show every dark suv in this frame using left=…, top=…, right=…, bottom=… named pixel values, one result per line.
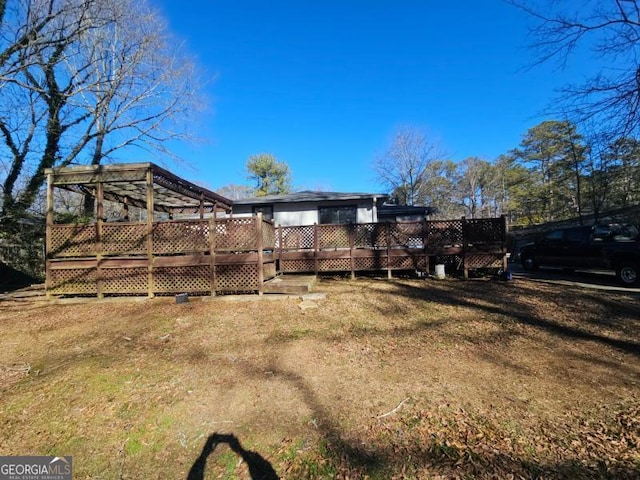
left=519, top=224, right=640, bottom=286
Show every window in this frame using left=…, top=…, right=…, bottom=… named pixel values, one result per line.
left=252, top=205, right=273, bottom=221
left=541, top=229, right=563, bottom=246
left=565, top=229, right=586, bottom=245
left=543, top=230, right=563, bottom=241
left=318, top=205, right=357, bottom=224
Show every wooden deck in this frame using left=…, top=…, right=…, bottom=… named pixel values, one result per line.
left=45, top=217, right=508, bottom=298
left=44, top=163, right=508, bottom=298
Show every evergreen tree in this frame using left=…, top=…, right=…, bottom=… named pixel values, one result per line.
left=246, top=154, right=292, bottom=196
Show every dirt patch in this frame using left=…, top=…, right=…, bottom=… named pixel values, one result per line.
left=0, top=276, right=638, bottom=479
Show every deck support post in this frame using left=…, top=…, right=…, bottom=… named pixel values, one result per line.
left=209, top=216, right=217, bottom=296
left=501, top=215, right=508, bottom=271
left=386, top=222, right=392, bottom=279
left=146, top=167, right=155, bottom=298
left=96, top=181, right=104, bottom=299
left=422, top=218, right=429, bottom=275
left=349, top=223, right=355, bottom=279
left=462, top=217, right=469, bottom=279
left=277, top=224, right=284, bottom=273
left=313, top=223, right=318, bottom=274
left=257, top=213, right=264, bottom=295
left=45, top=173, right=54, bottom=299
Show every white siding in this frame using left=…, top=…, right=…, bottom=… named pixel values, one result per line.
left=232, top=198, right=379, bottom=225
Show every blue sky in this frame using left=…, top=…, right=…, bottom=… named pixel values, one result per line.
left=154, top=0, right=588, bottom=194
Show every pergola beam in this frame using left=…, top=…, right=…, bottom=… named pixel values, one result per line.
left=44, top=162, right=233, bottom=216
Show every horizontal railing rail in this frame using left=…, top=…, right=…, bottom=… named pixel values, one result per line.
left=46, top=216, right=507, bottom=298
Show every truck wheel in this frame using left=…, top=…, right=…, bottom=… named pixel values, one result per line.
left=616, top=263, right=639, bottom=286
left=521, top=255, right=538, bottom=271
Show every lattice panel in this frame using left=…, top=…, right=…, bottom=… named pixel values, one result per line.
left=49, top=268, right=98, bottom=294
left=278, top=226, right=315, bottom=250
left=215, top=264, right=258, bottom=291
left=466, top=254, right=504, bottom=269
left=154, top=265, right=211, bottom=293
left=263, top=262, right=276, bottom=280
left=354, top=224, right=387, bottom=248
left=427, top=221, right=463, bottom=247
left=215, top=218, right=257, bottom=251
left=280, top=259, right=315, bottom=272
left=102, top=267, right=148, bottom=293
left=464, top=218, right=505, bottom=244
left=317, top=225, right=349, bottom=249
left=318, top=258, right=351, bottom=271
left=354, top=256, right=387, bottom=270
left=389, top=223, right=425, bottom=248
left=389, top=254, right=427, bottom=270
left=50, top=225, right=96, bottom=257
left=261, top=221, right=276, bottom=250
left=153, top=221, right=209, bottom=254
left=102, top=224, right=147, bottom=254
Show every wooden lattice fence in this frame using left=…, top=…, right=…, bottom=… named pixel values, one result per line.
left=46, top=215, right=507, bottom=298
left=47, top=216, right=276, bottom=297
left=276, top=217, right=507, bottom=278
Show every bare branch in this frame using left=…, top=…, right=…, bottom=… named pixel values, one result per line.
left=0, top=0, right=206, bottom=225
left=513, top=0, right=640, bottom=136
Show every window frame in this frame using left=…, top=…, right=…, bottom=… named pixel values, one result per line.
left=318, top=204, right=357, bottom=225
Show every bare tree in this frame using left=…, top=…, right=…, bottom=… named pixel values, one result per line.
left=513, top=0, right=640, bottom=137
left=420, top=159, right=462, bottom=218
left=215, top=183, right=254, bottom=200
left=457, top=157, right=493, bottom=219
left=0, top=0, right=203, bottom=230
left=373, top=126, right=444, bottom=206
left=0, top=0, right=102, bottom=228
left=69, top=0, right=200, bottom=167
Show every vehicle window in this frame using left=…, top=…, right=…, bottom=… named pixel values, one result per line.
left=565, top=229, right=585, bottom=245
left=614, top=225, right=639, bottom=241
left=593, top=225, right=613, bottom=240
left=593, top=224, right=639, bottom=241
left=543, top=230, right=563, bottom=242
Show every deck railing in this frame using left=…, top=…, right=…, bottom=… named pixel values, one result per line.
left=47, top=216, right=276, bottom=297
left=46, top=216, right=507, bottom=297
left=276, top=217, right=507, bottom=277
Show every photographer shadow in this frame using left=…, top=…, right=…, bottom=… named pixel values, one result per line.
left=187, top=433, right=279, bottom=480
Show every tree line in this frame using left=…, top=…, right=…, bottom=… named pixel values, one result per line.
left=373, top=122, right=640, bottom=225
left=221, top=122, right=640, bottom=228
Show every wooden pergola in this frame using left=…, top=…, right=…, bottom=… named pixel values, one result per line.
left=45, top=162, right=233, bottom=221
left=44, top=163, right=279, bottom=298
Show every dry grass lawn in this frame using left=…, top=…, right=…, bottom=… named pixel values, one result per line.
left=0, top=275, right=639, bottom=479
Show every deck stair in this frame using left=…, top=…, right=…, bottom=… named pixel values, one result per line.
left=263, top=275, right=317, bottom=295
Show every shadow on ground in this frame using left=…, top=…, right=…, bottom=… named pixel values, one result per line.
left=373, top=275, right=640, bottom=357
left=233, top=354, right=640, bottom=479
left=0, top=261, right=39, bottom=292
left=509, top=262, right=640, bottom=292
left=187, top=433, right=279, bottom=480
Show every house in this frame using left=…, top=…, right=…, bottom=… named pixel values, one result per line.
left=231, top=191, right=389, bottom=226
